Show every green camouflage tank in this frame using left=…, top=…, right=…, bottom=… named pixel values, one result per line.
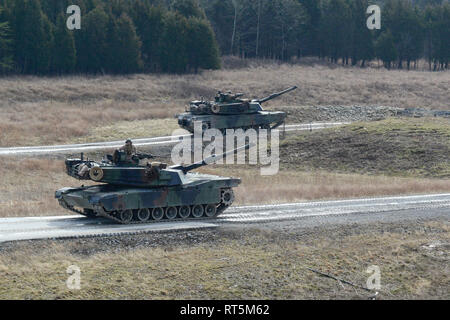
left=55, top=148, right=243, bottom=224
left=176, top=86, right=297, bottom=133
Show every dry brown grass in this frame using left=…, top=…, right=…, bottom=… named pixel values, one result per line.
left=0, top=220, right=448, bottom=299
left=1, top=156, right=448, bottom=218
left=0, top=65, right=448, bottom=146
left=0, top=100, right=177, bottom=147
left=0, top=158, right=82, bottom=217
left=202, top=166, right=450, bottom=205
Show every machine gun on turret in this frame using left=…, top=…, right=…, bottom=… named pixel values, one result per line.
left=133, top=153, right=154, bottom=161
left=215, top=91, right=245, bottom=103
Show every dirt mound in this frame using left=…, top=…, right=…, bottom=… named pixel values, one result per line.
left=281, top=118, right=450, bottom=178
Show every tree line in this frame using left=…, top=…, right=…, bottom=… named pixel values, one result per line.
left=203, top=0, right=449, bottom=70
left=0, top=0, right=449, bottom=75
left=0, top=0, right=220, bottom=74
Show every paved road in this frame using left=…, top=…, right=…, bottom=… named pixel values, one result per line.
left=1, top=193, right=448, bottom=243
left=0, top=122, right=347, bottom=156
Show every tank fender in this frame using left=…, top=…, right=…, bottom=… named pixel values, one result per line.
left=55, top=187, right=84, bottom=198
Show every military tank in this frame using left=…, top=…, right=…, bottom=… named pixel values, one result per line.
left=176, top=86, right=297, bottom=133
left=55, top=147, right=244, bottom=224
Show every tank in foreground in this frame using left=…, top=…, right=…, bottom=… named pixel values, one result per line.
left=55, top=148, right=242, bottom=224
left=176, top=86, right=297, bottom=133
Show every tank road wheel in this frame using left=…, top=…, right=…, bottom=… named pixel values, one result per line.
left=152, top=207, right=164, bottom=221
left=137, top=208, right=150, bottom=222
left=204, top=204, right=217, bottom=218
left=119, top=210, right=133, bottom=223
left=178, top=205, right=191, bottom=219
left=89, top=167, right=104, bottom=181
left=221, top=189, right=235, bottom=206
left=211, top=104, right=220, bottom=114
left=192, top=204, right=204, bottom=218
left=165, top=207, right=178, bottom=220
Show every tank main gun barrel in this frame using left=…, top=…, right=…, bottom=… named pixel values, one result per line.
left=256, top=86, right=297, bottom=104
left=172, top=144, right=253, bottom=174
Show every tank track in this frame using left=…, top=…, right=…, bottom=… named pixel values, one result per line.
left=63, top=203, right=231, bottom=225
left=186, top=122, right=281, bottom=134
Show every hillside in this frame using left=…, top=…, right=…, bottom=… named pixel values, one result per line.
left=281, top=118, right=450, bottom=178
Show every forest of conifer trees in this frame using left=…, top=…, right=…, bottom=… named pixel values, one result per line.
left=0, top=0, right=448, bottom=75
left=0, top=0, right=221, bottom=74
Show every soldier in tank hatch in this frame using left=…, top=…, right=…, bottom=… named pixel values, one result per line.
left=119, top=139, right=137, bottom=162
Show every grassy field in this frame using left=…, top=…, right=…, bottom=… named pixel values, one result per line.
left=0, top=64, right=449, bottom=146
left=0, top=63, right=449, bottom=300
left=0, top=219, right=448, bottom=299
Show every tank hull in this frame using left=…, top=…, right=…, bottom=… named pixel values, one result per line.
left=177, top=111, right=286, bottom=133
left=55, top=174, right=240, bottom=224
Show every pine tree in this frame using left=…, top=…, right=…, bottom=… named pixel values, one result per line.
left=0, top=7, right=13, bottom=73
left=383, top=0, right=425, bottom=69
left=319, top=0, right=351, bottom=63
left=0, top=7, right=14, bottom=73
left=12, top=0, right=50, bottom=74
left=375, top=30, right=397, bottom=69
left=75, top=6, right=109, bottom=73
left=186, top=17, right=220, bottom=73
left=38, top=13, right=54, bottom=74
left=423, top=4, right=437, bottom=70
left=52, top=14, right=76, bottom=74
left=106, top=13, right=143, bottom=73
left=160, top=12, right=188, bottom=73
left=204, top=0, right=234, bottom=55
left=131, top=1, right=165, bottom=71
left=276, top=0, right=307, bottom=61
left=40, top=0, right=70, bottom=23
left=171, top=0, right=206, bottom=19
left=349, top=0, right=374, bottom=67
left=434, top=2, right=450, bottom=69
left=298, top=0, right=321, bottom=57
